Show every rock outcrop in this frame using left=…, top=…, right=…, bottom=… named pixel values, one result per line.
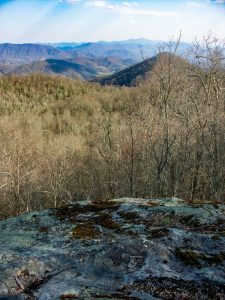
left=0, top=198, right=225, bottom=300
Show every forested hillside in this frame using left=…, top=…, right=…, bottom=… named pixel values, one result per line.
left=0, top=39, right=224, bottom=219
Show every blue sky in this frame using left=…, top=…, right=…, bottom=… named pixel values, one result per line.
left=0, top=0, right=224, bottom=43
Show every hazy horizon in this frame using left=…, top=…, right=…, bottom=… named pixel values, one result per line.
left=0, top=0, right=224, bottom=44
left=0, top=38, right=190, bottom=45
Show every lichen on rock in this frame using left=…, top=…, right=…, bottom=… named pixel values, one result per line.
left=0, top=198, right=225, bottom=299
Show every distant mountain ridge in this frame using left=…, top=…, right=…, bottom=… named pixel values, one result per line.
left=0, top=43, right=70, bottom=63
left=0, top=39, right=190, bottom=80
left=2, top=55, right=135, bottom=80
left=0, top=39, right=190, bottom=63
left=10, top=59, right=88, bottom=80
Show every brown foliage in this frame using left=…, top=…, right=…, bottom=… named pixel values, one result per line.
left=0, top=36, right=224, bottom=219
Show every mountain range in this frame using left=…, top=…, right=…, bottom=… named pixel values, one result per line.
left=0, top=39, right=190, bottom=81
left=0, top=43, right=70, bottom=63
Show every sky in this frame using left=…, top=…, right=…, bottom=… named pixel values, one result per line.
left=0, top=0, right=224, bottom=43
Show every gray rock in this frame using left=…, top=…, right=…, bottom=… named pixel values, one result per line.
left=0, top=198, right=225, bottom=299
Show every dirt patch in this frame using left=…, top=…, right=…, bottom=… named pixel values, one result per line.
left=54, top=201, right=120, bottom=222
left=71, top=223, right=102, bottom=240
left=122, top=277, right=225, bottom=300
left=149, top=228, right=170, bottom=239
left=91, top=292, right=139, bottom=299
left=192, top=218, right=225, bottom=235
left=144, top=212, right=200, bottom=229
left=176, top=247, right=225, bottom=266
left=60, top=295, right=78, bottom=299
left=38, top=227, right=49, bottom=234
left=94, top=213, right=121, bottom=230
left=118, top=211, right=139, bottom=223
left=186, top=199, right=223, bottom=208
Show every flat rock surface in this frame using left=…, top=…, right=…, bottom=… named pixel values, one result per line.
left=0, top=198, right=225, bottom=300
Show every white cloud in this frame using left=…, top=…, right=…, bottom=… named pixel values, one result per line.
left=86, top=0, right=113, bottom=9
left=122, top=2, right=138, bottom=7
left=86, top=0, right=180, bottom=17
left=58, top=0, right=82, bottom=3
left=186, top=1, right=202, bottom=7
left=130, top=19, right=138, bottom=24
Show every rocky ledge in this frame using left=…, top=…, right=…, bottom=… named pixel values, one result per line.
left=0, top=198, right=225, bottom=300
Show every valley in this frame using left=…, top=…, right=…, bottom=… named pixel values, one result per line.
left=0, top=39, right=190, bottom=81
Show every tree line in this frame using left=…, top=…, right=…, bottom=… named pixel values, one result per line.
left=0, top=35, right=224, bottom=219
